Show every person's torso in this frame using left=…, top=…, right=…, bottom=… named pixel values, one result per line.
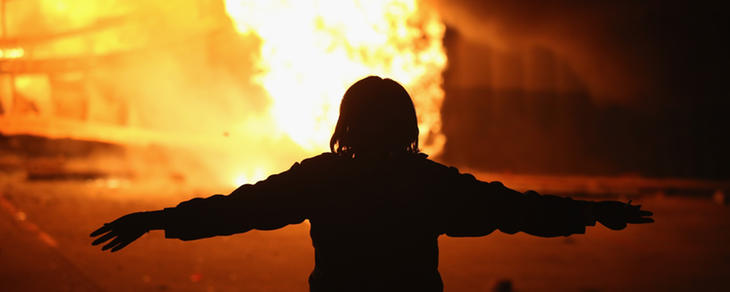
left=301, top=153, right=452, bottom=291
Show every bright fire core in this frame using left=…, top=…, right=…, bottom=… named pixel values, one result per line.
left=224, top=0, right=448, bottom=153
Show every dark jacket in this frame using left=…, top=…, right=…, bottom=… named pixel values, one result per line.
left=161, top=152, right=596, bottom=292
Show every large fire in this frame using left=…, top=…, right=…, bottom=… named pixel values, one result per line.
left=224, top=0, right=447, bottom=152
left=0, top=0, right=447, bottom=189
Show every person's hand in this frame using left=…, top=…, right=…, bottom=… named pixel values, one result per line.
left=595, top=200, right=654, bottom=230
left=90, top=212, right=155, bottom=252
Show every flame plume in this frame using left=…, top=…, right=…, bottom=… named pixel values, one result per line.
left=224, top=0, right=447, bottom=154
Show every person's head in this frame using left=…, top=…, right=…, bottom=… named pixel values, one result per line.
left=330, top=76, right=419, bottom=156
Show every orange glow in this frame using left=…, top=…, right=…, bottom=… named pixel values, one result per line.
left=0, top=47, right=25, bottom=59
left=0, top=0, right=447, bottom=189
left=224, top=0, right=447, bottom=153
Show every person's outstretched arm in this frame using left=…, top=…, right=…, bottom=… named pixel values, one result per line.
left=90, top=155, right=329, bottom=252
left=442, top=170, right=653, bottom=238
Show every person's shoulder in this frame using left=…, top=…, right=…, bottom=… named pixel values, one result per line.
left=276, top=153, right=344, bottom=179
left=407, top=153, right=475, bottom=178
left=396, top=152, right=456, bottom=173
left=298, top=152, right=344, bottom=168
left=406, top=152, right=444, bottom=167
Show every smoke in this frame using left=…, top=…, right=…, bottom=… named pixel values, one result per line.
left=429, top=0, right=671, bottom=105
left=430, top=0, right=730, bottom=179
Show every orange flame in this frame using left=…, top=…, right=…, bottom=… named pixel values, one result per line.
left=224, top=0, right=447, bottom=154
left=0, top=48, right=24, bottom=59
left=0, top=0, right=447, bottom=189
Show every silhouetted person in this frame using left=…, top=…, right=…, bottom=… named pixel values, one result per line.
left=91, top=76, right=653, bottom=292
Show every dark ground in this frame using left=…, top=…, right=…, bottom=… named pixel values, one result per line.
left=1, top=173, right=729, bottom=292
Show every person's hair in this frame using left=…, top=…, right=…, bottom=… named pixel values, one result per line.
left=329, top=76, right=420, bottom=155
